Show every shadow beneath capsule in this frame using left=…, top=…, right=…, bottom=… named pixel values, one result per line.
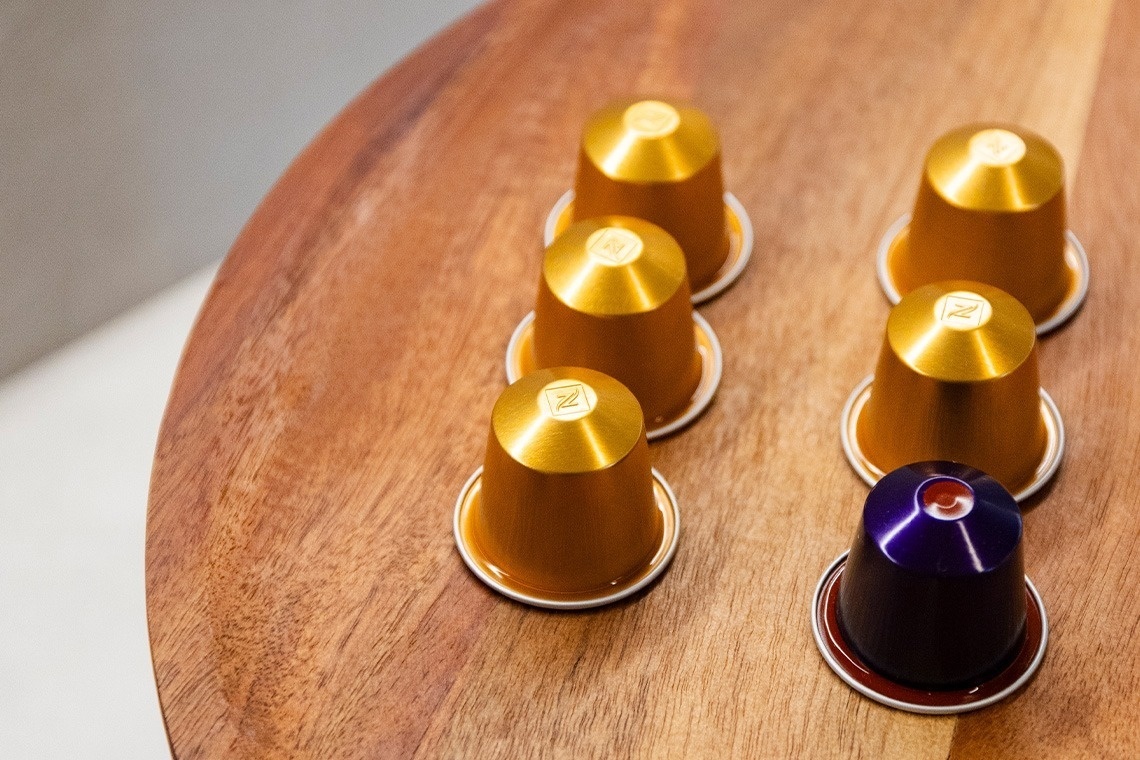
left=491, top=563, right=677, bottom=617
left=1018, top=466, right=1061, bottom=514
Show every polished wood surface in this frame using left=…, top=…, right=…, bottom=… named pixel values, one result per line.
left=146, top=1, right=1140, bottom=757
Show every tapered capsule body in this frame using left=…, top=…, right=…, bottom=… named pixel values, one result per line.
left=843, top=280, right=1064, bottom=500
left=839, top=463, right=1027, bottom=688
left=509, top=216, right=721, bottom=439
left=878, top=124, right=1088, bottom=333
left=546, top=98, right=753, bottom=303
left=454, top=367, right=680, bottom=608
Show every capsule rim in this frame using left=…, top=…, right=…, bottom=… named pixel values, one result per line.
left=453, top=466, right=680, bottom=609
left=875, top=213, right=1090, bottom=336
left=811, top=550, right=1048, bottom=714
left=839, top=374, right=1065, bottom=502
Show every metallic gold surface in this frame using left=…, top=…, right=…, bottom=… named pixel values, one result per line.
left=884, top=124, right=1079, bottom=325
left=506, top=310, right=722, bottom=440
left=572, top=98, right=729, bottom=292
left=459, top=367, right=671, bottom=600
left=530, top=216, right=705, bottom=426
left=547, top=189, right=753, bottom=304
left=852, top=281, right=1057, bottom=494
left=454, top=467, right=679, bottom=608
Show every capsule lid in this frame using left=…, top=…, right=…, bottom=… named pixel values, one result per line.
left=491, top=367, right=644, bottom=474
left=582, top=99, right=720, bottom=183
left=887, top=280, right=1036, bottom=381
left=925, top=124, right=1064, bottom=212
left=543, top=216, right=688, bottom=316
left=863, top=461, right=1022, bottom=578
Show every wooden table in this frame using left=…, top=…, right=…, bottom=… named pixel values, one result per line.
left=146, top=1, right=1140, bottom=756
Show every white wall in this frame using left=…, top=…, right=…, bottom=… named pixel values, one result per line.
left=0, top=0, right=482, bottom=377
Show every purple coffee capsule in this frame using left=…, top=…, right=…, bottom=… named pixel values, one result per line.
left=812, top=461, right=1048, bottom=714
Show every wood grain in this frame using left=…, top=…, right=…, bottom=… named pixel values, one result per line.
left=146, top=1, right=1138, bottom=757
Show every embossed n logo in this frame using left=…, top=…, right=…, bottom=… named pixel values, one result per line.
left=947, top=302, right=979, bottom=320
left=544, top=383, right=591, bottom=418
left=939, top=295, right=989, bottom=329
left=555, top=386, right=580, bottom=411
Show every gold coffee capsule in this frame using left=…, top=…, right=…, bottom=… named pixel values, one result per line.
left=841, top=281, right=1064, bottom=501
left=877, top=124, right=1089, bottom=335
left=507, top=216, right=722, bottom=440
left=545, top=97, right=753, bottom=303
left=453, top=367, right=680, bottom=609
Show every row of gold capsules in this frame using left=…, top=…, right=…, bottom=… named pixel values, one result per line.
left=813, top=125, right=1090, bottom=713
left=453, top=99, right=751, bottom=608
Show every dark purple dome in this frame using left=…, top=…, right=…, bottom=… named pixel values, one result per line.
left=838, top=461, right=1028, bottom=689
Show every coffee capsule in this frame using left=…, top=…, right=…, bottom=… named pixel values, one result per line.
left=454, top=367, right=680, bottom=609
left=876, top=124, right=1089, bottom=335
left=507, top=216, right=722, bottom=440
left=545, top=97, right=753, bottom=303
left=812, top=461, right=1048, bottom=714
left=841, top=280, right=1063, bottom=501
